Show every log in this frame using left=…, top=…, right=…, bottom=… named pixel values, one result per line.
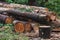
left=46, top=11, right=56, bottom=21
left=6, top=9, right=50, bottom=25
left=51, top=19, right=60, bottom=27
left=0, top=14, right=13, bottom=24
left=0, top=2, right=49, bottom=11
left=7, top=10, right=57, bottom=25
left=13, top=20, right=33, bottom=33
left=0, top=7, right=13, bottom=15
left=11, top=15, right=30, bottom=21
left=49, top=19, right=60, bottom=31
left=25, top=22, right=32, bottom=32
left=6, top=10, right=60, bottom=27
left=52, top=27, right=60, bottom=32
left=13, top=20, right=25, bottom=33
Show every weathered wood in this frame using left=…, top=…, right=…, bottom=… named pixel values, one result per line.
left=0, top=14, right=13, bottom=24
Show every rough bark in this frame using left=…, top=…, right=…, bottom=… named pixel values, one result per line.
left=6, top=9, right=49, bottom=25
left=6, top=9, right=60, bottom=27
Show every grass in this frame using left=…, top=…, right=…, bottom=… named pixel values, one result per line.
left=0, top=24, right=29, bottom=40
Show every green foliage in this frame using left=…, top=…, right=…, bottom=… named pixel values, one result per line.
left=5, top=0, right=13, bottom=3
left=36, top=0, right=47, bottom=6
left=5, top=0, right=28, bottom=4
left=0, top=23, right=3, bottom=27
left=35, top=0, right=60, bottom=15
left=45, top=0, right=60, bottom=15
left=14, top=0, right=28, bottom=4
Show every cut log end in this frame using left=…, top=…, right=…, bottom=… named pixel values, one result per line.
left=14, top=22, right=24, bottom=33
left=25, top=23, right=32, bottom=32
left=46, top=12, right=56, bottom=22
left=5, top=17, right=13, bottom=24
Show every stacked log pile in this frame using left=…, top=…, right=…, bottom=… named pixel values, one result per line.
left=0, top=2, right=60, bottom=37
